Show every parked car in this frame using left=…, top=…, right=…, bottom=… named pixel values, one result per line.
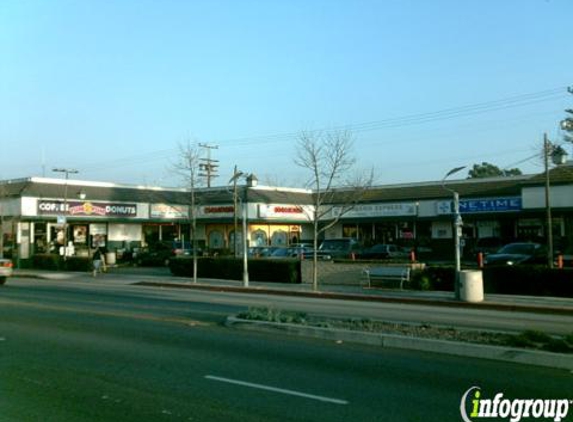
left=0, top=258, right=13, bottom=285
left=136, top=241, right=201, bottom=266
left=470, top=237, right=504, bottom=257
left=269, top=246, right=318, bottom=259
left=248, top=246, right=279, bottom=257
left=484, top=242, right=547, bottom=266
left=317, top=238, right=363, bottom=259
left=358, top=244, right=409, bottom=260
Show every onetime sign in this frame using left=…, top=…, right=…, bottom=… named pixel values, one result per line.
left=437, top=197, right=522, bottom=215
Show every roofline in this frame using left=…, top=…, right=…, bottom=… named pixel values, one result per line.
left=0, top=172, right=554, bottom=196
left=369, top=174, right=534, bottom=191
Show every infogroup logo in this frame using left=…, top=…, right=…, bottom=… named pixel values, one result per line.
left=460, top=386, right=572, bottom=422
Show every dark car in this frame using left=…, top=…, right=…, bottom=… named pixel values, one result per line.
left=484, top=242, right=547, bottom=267
left=248, top=246, right=279, bottom=257
left=471, top=237, right=504, bottom=257
left=136, top=241, right=200, bottom=266
left=269, top=246, right=318, bottom=259
left=358, top=244, right=408, bottom=260
left=317, top=238, right=363, bottom=259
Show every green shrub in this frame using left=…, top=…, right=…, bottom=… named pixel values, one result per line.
left=407, top=265, right=573, bottom=297
left=409, top=270, right=431, bottom=290
left=32, top=254, right=62, bottom=270
left=406, top=266, right=455, bottom=291
left=170, top=257, right=301, bottom=283
left=543, top=339, right=572, bottom=354
left=238, top=307, right=307, bottom=324
left=505, top=333, right=536, bottom=349
left=63, top=257, right=92, bottom=272
left=483, top=266, right=573, bottom=297
left=520, top=330, right=552, bottom=344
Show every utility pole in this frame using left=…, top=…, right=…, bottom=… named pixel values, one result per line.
left=52, top=168, right=79, bottom=259
left=544, top=134, right=554, bottom=269
left=232, top=165, right=240, bottom=257
left=199, top=143, right=219, bottom=187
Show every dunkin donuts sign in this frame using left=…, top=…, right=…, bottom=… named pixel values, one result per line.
left=38, top=201, right=137, bottom=218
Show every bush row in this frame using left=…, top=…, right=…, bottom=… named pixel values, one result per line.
left=169, top=257, right=301, bottom=284
left=32, top=254, right=92, bottom=272
left=409, top=265, right=573, bottom=297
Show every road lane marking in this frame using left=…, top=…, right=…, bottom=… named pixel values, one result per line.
left=204, top=375, right=348, bottom=405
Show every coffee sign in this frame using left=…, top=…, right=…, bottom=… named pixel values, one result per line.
left=38, top=201, right=137, bottom=218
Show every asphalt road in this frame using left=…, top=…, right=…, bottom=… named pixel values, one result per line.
left=0, top=279, right=572, bottom=422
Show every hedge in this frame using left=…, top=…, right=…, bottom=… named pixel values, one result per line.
left=169, top=257, right=301, bottom=284
left=482, top=266, right=573, bottom=297
left=31, top=254, right=92, bottom=272
left=409, top=265, right=573, bottom=297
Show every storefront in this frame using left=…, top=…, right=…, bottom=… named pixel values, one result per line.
left=1, top=166, right=573, bottom=264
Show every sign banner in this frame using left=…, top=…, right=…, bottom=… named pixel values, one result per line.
left=436, top=197, right=522, bottom=215
left=259, top=204, right=313, bottom=221
left=332, top=202, right=417, bottom=219
left=197, top=205, right=236, bottom=219
left=38, top=201, right=137, bottom=218
left=150, top=204, right=189, bottom=219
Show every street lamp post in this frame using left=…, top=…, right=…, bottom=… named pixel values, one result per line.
left=52, top=168, right=78, bottom=259
left=228, top=169, right=253, bottom=287
left=442, top=166, right=466, bottom=300
left=543, top=134, right=568, bottom=268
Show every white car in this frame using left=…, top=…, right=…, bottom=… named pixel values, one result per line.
left=0, top=258, right=13, bottom=285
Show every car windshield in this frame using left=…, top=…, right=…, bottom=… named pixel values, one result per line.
left=319, top=240, right=350, bottom=251
left=498, top=244, right=536, bottom=255
left=369, top=244, right=389, bottom=252
left=271, top=248, right=289, bottom=257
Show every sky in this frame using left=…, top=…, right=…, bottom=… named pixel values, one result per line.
left=0, top=0, right=571, bottom=189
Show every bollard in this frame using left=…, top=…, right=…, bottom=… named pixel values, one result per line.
left=557, top=254, right=563, bottom=269
left=477, top=252, right=484, bottom=269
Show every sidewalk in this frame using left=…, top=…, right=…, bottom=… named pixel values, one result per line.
left=12, top=268, right=573, bottom=315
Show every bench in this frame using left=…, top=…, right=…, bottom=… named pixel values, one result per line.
left=362, top=266, right=411, bottom=290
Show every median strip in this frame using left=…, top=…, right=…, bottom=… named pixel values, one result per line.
left=204, top=375, right=349, bottom=405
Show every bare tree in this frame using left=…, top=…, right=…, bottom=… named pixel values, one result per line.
left=295, top=130, right=374, bottom=291
left=173, top=141, right=203, bottom=283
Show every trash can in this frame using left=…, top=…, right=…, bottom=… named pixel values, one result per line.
left=105, top=252, right=117, bottom=266
left=459, top=270, right=484, bottom=303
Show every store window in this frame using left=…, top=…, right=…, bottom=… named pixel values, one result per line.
left=342, top=225, right=358, bottom=239
left=34, top=223, right=48, bottom=254
left=72, top=225, right=88, bottom=244
left=208, top=230, right=224, bottom=249
left=271, top=230, right=287, bottom=246
left=252, top=230, right=267, bottom=247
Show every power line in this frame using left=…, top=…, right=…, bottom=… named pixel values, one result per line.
left=70, top=85, right=571, bottom=176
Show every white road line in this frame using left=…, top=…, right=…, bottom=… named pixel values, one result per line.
left=204, top=375, right=349, bottom=405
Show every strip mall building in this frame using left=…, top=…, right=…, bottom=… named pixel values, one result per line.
left=1, top=163, right=572, bottom=262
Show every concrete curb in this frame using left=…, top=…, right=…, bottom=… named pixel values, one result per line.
left=14, top=271, right=79, bottom=280
left=225, top=316, right=573, bottom=371
left=13, top=273, right=573, bottom=316
left=134, top=281, right=573, bottom=316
